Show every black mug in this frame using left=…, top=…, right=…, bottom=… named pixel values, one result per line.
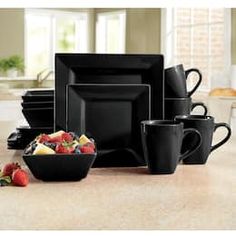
left=165, top=64, right=202, bottom=98
left=141, top=120, right=202, bottom=174
left=175, top=115, right=231, bottom=164
left=164, top=97, right=208, bottom=119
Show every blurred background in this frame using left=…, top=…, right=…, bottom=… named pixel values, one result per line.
left=0, top=8, right=236, bottom=139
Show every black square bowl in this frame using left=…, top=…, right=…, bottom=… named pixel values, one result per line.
left=22, top=108, right=54, bottom=127
left=23, top=153, right=97, bottom=181
left=22, top=90, right=54, bottom=102
left=21, top=101, right=54, bottom=109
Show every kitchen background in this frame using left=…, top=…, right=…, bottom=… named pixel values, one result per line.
left=0, top=8, right=236, bottom=140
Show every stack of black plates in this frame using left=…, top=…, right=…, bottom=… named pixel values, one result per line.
left=55, top=54, right=164, bottom=167
left=7, top=90, right=54, bottom=149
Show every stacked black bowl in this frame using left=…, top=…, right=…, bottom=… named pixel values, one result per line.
left=21, top=90, right=54, bottom=127
left=7, top=90, right=54, bottom=149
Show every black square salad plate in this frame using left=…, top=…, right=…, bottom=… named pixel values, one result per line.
left=55, top=53, right=164, bottom=131
left=66, top=84, right=151, bottom=167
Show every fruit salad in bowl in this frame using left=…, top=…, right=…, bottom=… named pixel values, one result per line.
left=23, top=131, right=97, bottom=181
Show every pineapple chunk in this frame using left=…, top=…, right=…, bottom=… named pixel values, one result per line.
left=48, top=130, right=65, bottom=139
left=79, top=134, right=91, bottom=145
left=33, top=143, right=55, bottom=155
left=72, top=140, right=80, bottom=148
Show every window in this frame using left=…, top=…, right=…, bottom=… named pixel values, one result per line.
left=96, top=11, right=126, bottom=53
left=25, top=9, right=89, bottom=77
left=161, top=8, right=231, bottom=91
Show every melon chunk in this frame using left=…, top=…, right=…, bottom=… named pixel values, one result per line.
left=79, top=134, right=91, bottom=146
left=33, top=143, right=55, bottom=155
left=72, top=140, right=80, bottom=148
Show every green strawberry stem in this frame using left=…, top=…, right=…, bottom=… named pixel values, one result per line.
left=62, top=141, right=74, bottom=148
left=0, top=175, right=12, bottom=186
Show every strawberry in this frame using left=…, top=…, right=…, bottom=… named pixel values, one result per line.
left=80, top=146, right=95, bottom=154
left=61, top=132, right=73, bottom=142
left=84, top=142, right=95, bottom=150
left=49, top=135, right=63, bottom=143
left=12, top=169, right=29, bottom=187
left=55, top=142, right=75, bottom=154
left=38, top=134, right=51, bottom=143
left=2, top=162, right=20, bottom=176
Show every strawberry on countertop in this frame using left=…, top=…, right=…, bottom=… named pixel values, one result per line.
left=0, top=163, right=29, bottom=187
left=12, top=169, right=29, bottom=187
left=2, top=162, right=20, bottom=176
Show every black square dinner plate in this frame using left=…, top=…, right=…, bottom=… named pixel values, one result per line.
left=55, top=53, right=164, bottom=131
left=66, top=84, right=151, bottom=167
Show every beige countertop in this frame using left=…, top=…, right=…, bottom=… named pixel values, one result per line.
left=0, top=136, right=235, bottom=230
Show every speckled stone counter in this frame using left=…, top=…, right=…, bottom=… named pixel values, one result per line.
left=0, top=135, right=235, bottom=230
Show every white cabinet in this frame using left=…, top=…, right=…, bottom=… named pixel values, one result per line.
left=0, top=100, right=25, bottom=140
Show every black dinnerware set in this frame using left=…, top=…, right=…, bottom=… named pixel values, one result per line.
left=141, top=64, right=231, bottom=174
left=55, top=55, right=231, bottom=173
left=9, top=53, right=231, bottom=175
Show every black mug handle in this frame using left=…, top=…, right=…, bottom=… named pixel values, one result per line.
left=185, top=68, right=202, bottom=97
left=191, top=102, right=208, bottom=116
left=179, top=128, right=202, bottom=161
left=211, top=123, right=231, bottom=152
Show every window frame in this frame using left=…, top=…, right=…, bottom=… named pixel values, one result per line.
left=161, top=8, right=231, bottom=92
left=24, top=9, right=89, bottom=77
left=95, top=10, right=126, bottom=54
